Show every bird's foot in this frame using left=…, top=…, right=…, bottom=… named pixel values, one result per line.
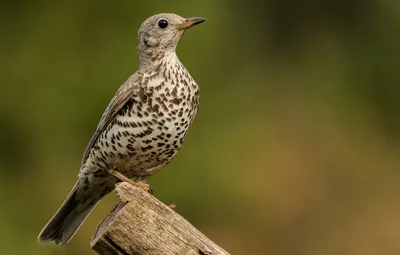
left=135, top=182, right=153, bottom=194
left=111, top=170, right=153, bottom=194
left=168, top=202, right=177, bottom=209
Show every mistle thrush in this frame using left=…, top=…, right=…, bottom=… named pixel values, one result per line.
left=38, top=13, right=206, bottom=245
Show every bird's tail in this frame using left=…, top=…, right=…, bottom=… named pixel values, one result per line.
left=37, top=181, right=101, bottom=245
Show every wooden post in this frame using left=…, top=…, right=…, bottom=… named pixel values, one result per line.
left=91, top=182, right=230, bottom=255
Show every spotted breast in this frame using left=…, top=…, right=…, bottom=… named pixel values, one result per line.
left=84, top=52, right=199, bottom=183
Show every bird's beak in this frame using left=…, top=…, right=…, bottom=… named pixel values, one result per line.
left=178, top=17, right=206, bottom=30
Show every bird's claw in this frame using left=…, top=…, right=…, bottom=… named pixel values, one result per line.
left=136, top=182, right=153, bottom=195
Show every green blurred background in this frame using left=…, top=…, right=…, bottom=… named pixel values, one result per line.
left=1, top=0, right=400, bottom=254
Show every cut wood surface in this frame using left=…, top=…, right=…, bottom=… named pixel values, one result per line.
left=91, top=182, right=230, bottom=255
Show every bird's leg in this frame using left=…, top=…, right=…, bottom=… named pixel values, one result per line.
left=109, top=169, right=153, bottom=194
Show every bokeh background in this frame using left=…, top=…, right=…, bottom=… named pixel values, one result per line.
left=1, top=0, right=400, bottom=254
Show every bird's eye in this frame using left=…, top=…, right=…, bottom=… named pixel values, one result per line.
left=158, top=19, right=168, bottom=29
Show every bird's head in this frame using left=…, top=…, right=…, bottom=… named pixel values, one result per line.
left=137, top=13, right=206, bottom=69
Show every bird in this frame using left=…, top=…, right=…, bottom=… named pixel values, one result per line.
left=38, top=13, right=206, bottom=245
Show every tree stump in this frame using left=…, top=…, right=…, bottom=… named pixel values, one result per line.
left=91, top=182, right=230, bottom=255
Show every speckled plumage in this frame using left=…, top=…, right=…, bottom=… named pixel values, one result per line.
left=38, top=13, right=205, bottom=245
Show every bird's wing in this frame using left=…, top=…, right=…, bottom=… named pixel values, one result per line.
left=81, top=72, right=139, bottom=165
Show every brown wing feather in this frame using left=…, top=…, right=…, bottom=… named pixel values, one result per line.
left=81, top=72, right=139, bottom=165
